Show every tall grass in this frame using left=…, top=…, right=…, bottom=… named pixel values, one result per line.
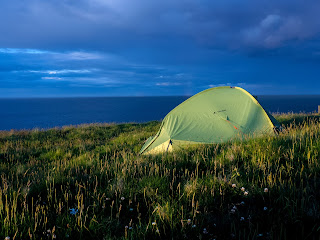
left=0, top=115, right=320, bottom=239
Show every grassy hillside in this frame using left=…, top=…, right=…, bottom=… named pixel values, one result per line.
left=1, top=114, right=320, bottom=239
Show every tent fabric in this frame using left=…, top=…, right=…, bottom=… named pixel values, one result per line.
left=140, top=86, right=280, bottom=155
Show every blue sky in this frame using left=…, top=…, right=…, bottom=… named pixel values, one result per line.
left=1, top=0, right=320, bottom=97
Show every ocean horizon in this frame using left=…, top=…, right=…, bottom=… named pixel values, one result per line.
left=1, top=95, right=320, bottom=131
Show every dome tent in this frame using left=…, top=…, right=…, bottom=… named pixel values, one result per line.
left=140, top=86, right=279, bottom=155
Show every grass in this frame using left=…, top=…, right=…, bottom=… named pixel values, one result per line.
left=1, top=114, right=320, bottom=239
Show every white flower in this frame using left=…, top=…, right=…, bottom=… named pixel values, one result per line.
left=241, top=187, right=245, bottom=191
left=230, top=209, right=236, bottom=214
left=69, top=208, right=78, bottom=215
left=121, top=197, right=125, bottom=201
left=241, top=201, right=245, bottom=205
left=5, top=237, right=10, bottom=240
left=263, top=207, right=268, bottom=211
left=152, top=222, right=156, bottom=226
left=203, top=228, right=208, bottom=234
left=264, top=188, right=268, bottom=193
left=232, top=184, right=236, bottom=188
left=106, top=197, right=111, bottom=201
left=244, top=191, right=249, bottom=196
left=232, top=206, right=237, bottom=210
left=125, top=226, right=129, bottom=229
left=192, top=224, right=196, bottom=228
left=187, top=219, right=192, bottom=224
left=240, top=217, right=245, bottom=221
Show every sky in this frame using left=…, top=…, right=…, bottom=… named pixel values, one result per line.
left=1, top=0, right=320, bottom=97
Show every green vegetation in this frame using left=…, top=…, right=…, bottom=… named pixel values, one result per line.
left=1, top=114, right=320, bottom=239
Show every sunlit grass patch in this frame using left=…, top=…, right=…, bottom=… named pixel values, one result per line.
left=0, top=115, right=320, bottom=239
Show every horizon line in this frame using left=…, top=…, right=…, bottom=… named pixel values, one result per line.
left=1, top=93, right=320, bottom=99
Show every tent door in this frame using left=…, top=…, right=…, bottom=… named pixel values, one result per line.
left=166, top=139, right=173, bottom=152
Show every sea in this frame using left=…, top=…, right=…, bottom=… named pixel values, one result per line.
left=1, top=95, right=320, bottom=131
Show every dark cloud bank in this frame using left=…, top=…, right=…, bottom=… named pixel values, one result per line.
left=0, top=0, right=320, bottom=97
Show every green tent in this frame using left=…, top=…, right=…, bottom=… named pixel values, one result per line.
left=140, top=86, right=279, bottom=154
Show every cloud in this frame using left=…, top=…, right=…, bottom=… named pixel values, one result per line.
left=60, top=77, right=120, bottom=86
left=27, top=69, right=93, bottom=74
left=0, top=47, right=105, bottom=61
left=1, top=1, right=320, bottom=97
left=156, top=73, right=191, bottom=79
left=56, top=51, right=104, bottom=60
left=1, top=0, right=320, bottom=52
left=41, top=76, right=62, bottom=80
left=0, top=48, right=49, bottom=54
left=156, top=82, right=183, bottom=86
left=243, top=14, right=311, bottom=48
left=260, top=15, right=282, bottom=29
left=40, top=75, right=118, bottom=86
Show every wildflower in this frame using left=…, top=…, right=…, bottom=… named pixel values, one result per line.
left=264, top=188, right=268, bottom=193
left=46, top=229, right=53, bottom=238
left=230, top=209, right=236, bottom=214
left=232, top=184, right=236, bottom=188
left=203, top=228, right=208, bottom=234
left=187, top=219, right=192, bottom=224
left=121, top=197, right=125, bottom=201
left=240, top=217, right=245, bottom=221
left=5, top=237, right=10, bottom=240
left=240, top=201, right=245, bottom=205
left=192, top=224, right=196, bottom=228
left=129, top=227, right=132, bottom=230
left=244, top=191, right=248, bottom=196
left=129, top=208, right=133, bottom=211
left=152, top=222, right=156, bottom=226
left=232, top=206, right=237, bottom=210
left=241, top=187, right=245, bottom=191
left=69, top=208, right=78, bottom=215
left=263, top=207, right=268, bottom=211
left=106, top=197, right=110, bottom=201
left=125, top=225, right=129, bottom=229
